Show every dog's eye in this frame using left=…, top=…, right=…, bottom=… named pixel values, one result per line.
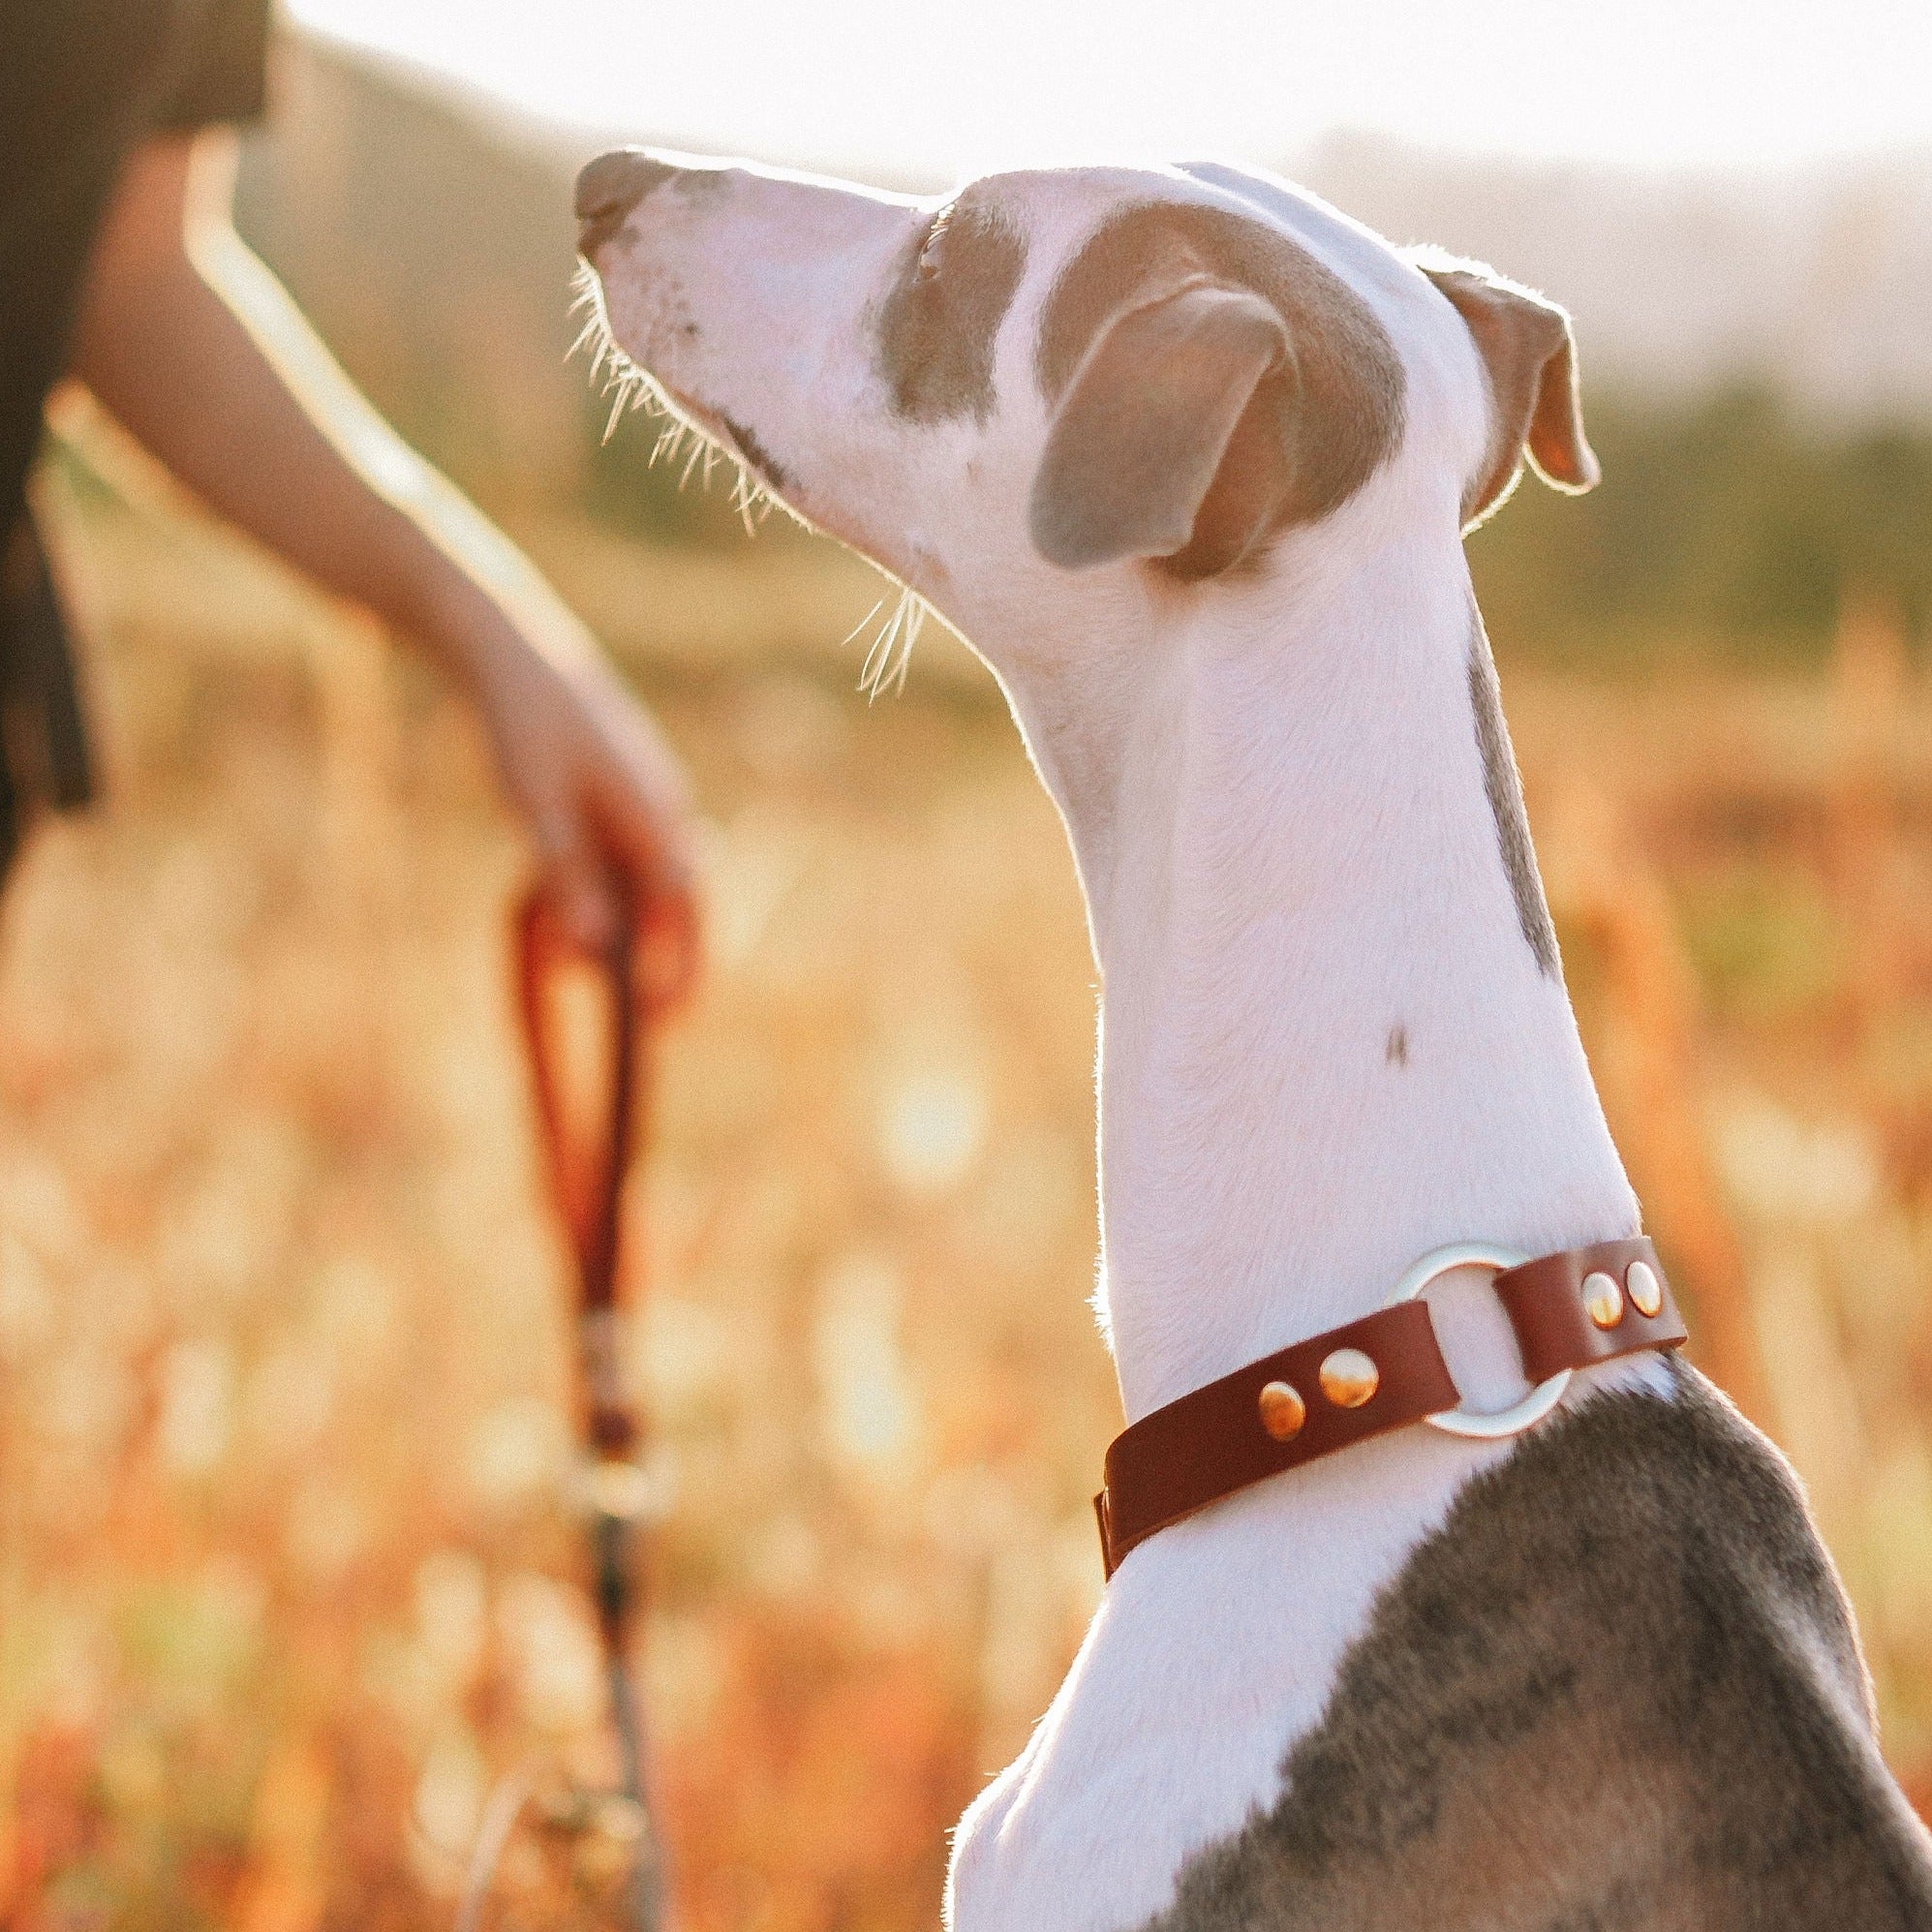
left=914, top=206, right=955, bottom=284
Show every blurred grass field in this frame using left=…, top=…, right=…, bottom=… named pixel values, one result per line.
left=8, top=391, right=1932, bottom=1932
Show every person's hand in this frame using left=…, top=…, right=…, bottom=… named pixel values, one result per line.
left=461, top=606, right=701, bottom=1016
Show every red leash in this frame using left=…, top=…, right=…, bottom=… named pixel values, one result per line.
left=509, top=889, right=666, bottom=1932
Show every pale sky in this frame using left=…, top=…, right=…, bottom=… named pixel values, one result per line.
left=289, top=0, right=1932, bottom=181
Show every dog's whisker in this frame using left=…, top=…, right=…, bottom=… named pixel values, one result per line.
left=856, top=586, right=927, bottom=702
left=567, top=261, right=625, bottom=392
left=841, top=598, right=887, bottom=659
left=857, top=608, right=893, bottom=697
left=567, top=312, right=606, bottom=371
left=729, top=465, right=773, bottom=536
left=892, top=597, right=928, bottom=695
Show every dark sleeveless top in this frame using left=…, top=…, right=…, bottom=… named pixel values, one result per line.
left=0, top=0, right=271, bottom=874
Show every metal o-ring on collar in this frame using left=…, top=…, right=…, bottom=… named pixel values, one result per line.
left=1384, top=1241, right=1574, bottom=1439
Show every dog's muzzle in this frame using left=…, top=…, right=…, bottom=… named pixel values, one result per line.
left=575, top=147, right=679, bottom=258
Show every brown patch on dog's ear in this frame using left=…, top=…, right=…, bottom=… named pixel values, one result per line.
left=1420, top=260, right=1599, bottom=528
left=1029, top=280, right=1296, bottom=578
left=1034, top=203, right=1405, bottom=573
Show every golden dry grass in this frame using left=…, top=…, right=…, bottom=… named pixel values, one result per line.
left=7, top=425, right=1932, bottom=1928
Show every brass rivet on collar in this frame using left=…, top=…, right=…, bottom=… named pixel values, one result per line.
left=1626, top=1260, right=1663, bottom=1319
left=1257, top=1380, right=1306, bottom=1441
left=1319, top=1348, right=1379, bottom=1409
left=1583, top=1271, right=1625, bottom=1330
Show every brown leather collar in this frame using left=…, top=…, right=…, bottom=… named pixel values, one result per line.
left=1094, top=1237, right=1685, bottom=1578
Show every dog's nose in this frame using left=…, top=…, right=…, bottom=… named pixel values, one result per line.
left=574, top=148, right=678, bottom=256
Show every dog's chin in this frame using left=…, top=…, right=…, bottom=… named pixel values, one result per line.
left=600, top=340, right=883, bottom=559
left=628, top=371, right=767, bottom=484
left=633, top=369, right=842, bottom=539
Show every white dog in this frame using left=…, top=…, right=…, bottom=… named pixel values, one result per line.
left=577, top=149, right=1932, bottom=1930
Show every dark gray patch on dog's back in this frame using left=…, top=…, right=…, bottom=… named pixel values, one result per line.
left=876, top=200, right=1027, bottom=423
left=1034, top=202, right=1405, bottom=533
left=1145, top=1368, right=1932, bottom=1932
left=1468, top=611, right=1559, bottom=977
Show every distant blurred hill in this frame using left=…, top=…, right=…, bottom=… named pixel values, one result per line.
left=242, top=34, right=1932, bottom=437
left=238, top=37, right=584, bottom=502
left=237, top=33, right=736, bottom=546
left=233, top=32, right=1932, bottom=660
left=1304, top=133, right=1932, bottom=428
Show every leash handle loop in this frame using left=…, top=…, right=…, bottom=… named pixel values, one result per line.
left=515, top=890, right=645, bottom=1456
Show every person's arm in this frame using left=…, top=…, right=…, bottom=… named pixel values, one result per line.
left=66, top=128, right=698, bottom=1001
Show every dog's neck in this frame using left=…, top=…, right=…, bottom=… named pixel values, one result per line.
left=997, top=509, right=1638, bottom=1422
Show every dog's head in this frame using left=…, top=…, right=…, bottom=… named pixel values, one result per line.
left=578, top=151, right=1594, bottom=655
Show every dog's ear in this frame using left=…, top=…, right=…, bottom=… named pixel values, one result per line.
left=1028, top=281, right=1297, bottom=579
left=1419, top=260, right=1599, bottom=528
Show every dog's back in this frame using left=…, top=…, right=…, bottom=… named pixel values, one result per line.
left=1152, top=1366, right=1932, bottom=1931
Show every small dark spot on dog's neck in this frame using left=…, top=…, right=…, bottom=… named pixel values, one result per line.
left=719, top=411, right=792, bottom=489
left=1386, top=1023, right=1410, bottom=1068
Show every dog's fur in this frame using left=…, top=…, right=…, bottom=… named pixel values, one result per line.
left=580, top=151, right=1932, bottom=1930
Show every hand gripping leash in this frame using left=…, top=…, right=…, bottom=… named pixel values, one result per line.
left=461, top=890, right=667, bottom=1932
